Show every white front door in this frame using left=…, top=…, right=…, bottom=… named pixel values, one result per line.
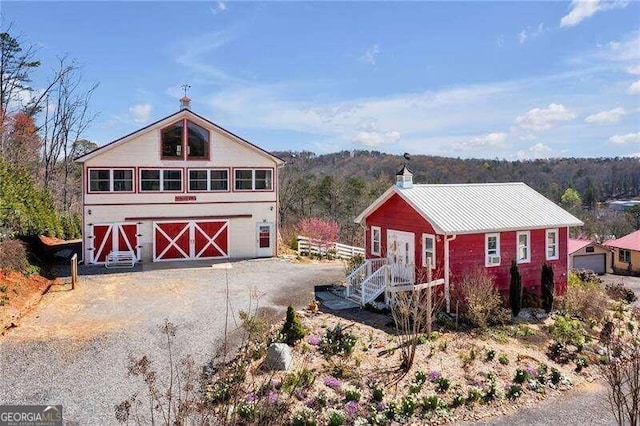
left=387, top=229, right=415, bottom=282
left=256, top=223, right=274, bottom=257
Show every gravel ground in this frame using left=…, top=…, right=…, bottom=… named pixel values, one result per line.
left=601, top=273, right=640, bottom=307
left=0, top=258, right=344, bottom=425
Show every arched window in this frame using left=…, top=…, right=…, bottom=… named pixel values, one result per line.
left=161, top=119, right=210, bottom=160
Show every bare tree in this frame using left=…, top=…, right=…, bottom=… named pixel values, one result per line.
left=40, top=57, right=97, bottom=212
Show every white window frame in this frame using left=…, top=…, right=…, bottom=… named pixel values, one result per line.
left=188, top=169, right=229, bottom=192
left=516, top=230, right=531, bottom=264
left=485, top=233, right=501, bottom=267
left=546, top=228, right=559, bottom=260
left=139, top=168, right=183, bottom=192
left=234, top=169, right=273, bottom=191
left=88, top=168, right=134, bottom=193
left=422, top=233, right=436, bottom=269
left=371, top=226, right=381, bottom=256
left=619, top=249, right=631, bottom=263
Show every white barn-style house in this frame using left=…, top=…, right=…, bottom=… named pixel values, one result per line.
left=76, top=97, right=284, bottom=265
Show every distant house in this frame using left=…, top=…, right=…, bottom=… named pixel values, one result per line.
left=75, top=97, right=284, bottom=265
left=350, top=167, right=583, bottom=311
left=608, top=200, right=640, bottom=212
left=605, top=230, right=640, bottom=275
left=568, top=239, right=611, bottom=275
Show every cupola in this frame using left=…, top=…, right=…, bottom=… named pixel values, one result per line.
left=395, top=165, right=413, bottom=189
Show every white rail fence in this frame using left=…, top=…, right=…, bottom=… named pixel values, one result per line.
left=297, top=235, right=364, bottom=260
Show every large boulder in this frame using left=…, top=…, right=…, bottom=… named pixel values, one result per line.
left=264, top=343, right=292, bottom=371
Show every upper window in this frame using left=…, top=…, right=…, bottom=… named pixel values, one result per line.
left=517, top=231, right=530, bottom=263
left=88, top=169, right=133, bottom=193
left=371, top=226, right=381, bottom=256
left=485, top=233, right=501, bottom=267
left=619, top=249, right=631, bottom=263
left=188, top=169, right=229, bottom=192
left=546, top=229, right=559, bottom=260
left=422, top=234, right=436, bottom=269
left=234, top=169, right=273, bottom=191
left=140, top=169, right=183, bottom=192
left=161, top=119, right=209, bottom=160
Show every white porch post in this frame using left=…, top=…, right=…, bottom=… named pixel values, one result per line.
left=444, top=234, right=457, bottom=313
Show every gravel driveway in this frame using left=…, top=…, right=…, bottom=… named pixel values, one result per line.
left=0, top=258, right=344, bottom=425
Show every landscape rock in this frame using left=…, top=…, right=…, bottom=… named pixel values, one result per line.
left=265, top=343, right=292, bottom=371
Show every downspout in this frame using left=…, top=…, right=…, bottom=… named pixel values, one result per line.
left=444, top=234, right=457, bottom=313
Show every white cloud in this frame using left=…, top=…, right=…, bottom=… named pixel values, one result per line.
left=584, top=107, right=626, bottom=124
left=352, top=129, right=401, bottom=147
left=560, top=0, right=628, bottom=28
left=453, top=132, right=507, bottom=151
left=627, top=65, right=640, bottom=75
left=129, top=104, right=152, bottom=123
left=519, top=23, right=547, bottom=44
left=515, top=103, right=576, bottom=131
left=210, top=1, right=227, bottom=14
left=361, top=44, right=380, bottom=65
left=628, top=80, right=640, bottom=94
left=609, top=132, right=640, bottom=145
left=516, top=143, right=552, bottom=159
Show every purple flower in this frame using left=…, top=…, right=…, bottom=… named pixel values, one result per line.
left=345, top=401, right=359, bottom=417
left=295, top=389, right=307, bottom=401
left=267, top=390, right=279, bottom=404
left=308, top=335, right=321, bottom=346
left=526, top=367, right=538, bottom=378
left=428, top=370, right=442, bottom=382
left=271, top=379, right=281, bottom=390
left=324, top=376, right=342, bottom=390
left=377, top=401, right=387, bottom=411
left=245, top=392, right=256, bottom=402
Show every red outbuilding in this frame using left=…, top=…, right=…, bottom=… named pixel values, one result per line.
left=350, top=166, right=583, bottom=311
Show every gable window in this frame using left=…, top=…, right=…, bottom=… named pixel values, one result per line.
left=517, top=231, right=530, bottom=263
left=619, top=249, right=631, bottom=263
left=161, top=119, right=209, bottom=160
left=234, top=169, right=273, bottom=191
left=188, top=169, right=229, bottom=191
left=140, top=169, right=183, bottom=192
left=422, top=234, right=436, bottom=269
left=88, top=169, right=133, bottom=193
left=546, top=229, right=559, bottom=260
left=485, top=233, right=500, bottom=266
left=371, top=226, right=381, bottom=255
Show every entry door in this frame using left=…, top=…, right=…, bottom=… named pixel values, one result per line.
left=90, top=222, right=140, bottom=264
left=387, top=229, right=415, bottom=282
left=256, top=223, right=274, bottom=257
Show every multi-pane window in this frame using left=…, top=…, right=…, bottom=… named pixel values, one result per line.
left=161, top=119, right=209, bottom=160
left=371, top=226, right=381, bottom=255
left=517, top=231, right=530, bottom=263
left=234, top=169, right=273, bottom=191
left=546, top=229, right=558, bottom=260
left=422, top=234, right=436, bottom=269
left=619, top=249, right=631, bottom=263
left=189, top=169, right=228, bottom=191
left=88, top=169, right=133, bottom=192
left=140, top=169, right=182, bottom=192
left=485, top=233, right=500, bottom=266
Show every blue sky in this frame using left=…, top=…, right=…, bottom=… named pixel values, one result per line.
left=2, top=1, right=639, bottom=159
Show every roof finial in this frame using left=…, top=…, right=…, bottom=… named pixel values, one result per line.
left=180, top=84, right=192, bottom=110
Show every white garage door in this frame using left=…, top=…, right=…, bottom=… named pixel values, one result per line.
left=573, top=254, right=606, bottom=274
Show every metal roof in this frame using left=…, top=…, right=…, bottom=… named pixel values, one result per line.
left=355, top=182, right=584, bottom=234
left=604, top=229, right=640, bottom=252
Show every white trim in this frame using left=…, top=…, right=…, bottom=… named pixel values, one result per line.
left=546, top=228, right=559, bottom=260
left=234, top=168, right=273, bottom=191
left=371, top=226, right=381, bottom=256
left=485, top=232, right=501, bottom=267
left=188, top=168, right=229, bottom=192
left=516, top=230, right=531, bottom=264
left=422, top=233, right=436, bottom=269
left=140, top=168, right=183, bottom=192
left=88, top=168, right=135, bottom=193
left=89, top=222, right=140, bottom=264
left=444, top=234, right=456, bottom=313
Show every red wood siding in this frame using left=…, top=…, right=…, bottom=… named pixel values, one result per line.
left=449, top=227, right=568, bottom=295
left=365, top=193, right=444, bottom=280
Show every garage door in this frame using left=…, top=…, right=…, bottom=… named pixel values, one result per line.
left=90, top=222, right=140, bottom=264
left=573, top=254, right=606, bottom=274
left=153, top=220, right=228, bottom=262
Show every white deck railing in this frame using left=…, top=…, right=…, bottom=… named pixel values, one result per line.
left=297, top=236, right=365, bottom=260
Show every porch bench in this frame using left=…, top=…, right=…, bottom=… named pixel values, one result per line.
left=105, top=250, right=136, bottom=268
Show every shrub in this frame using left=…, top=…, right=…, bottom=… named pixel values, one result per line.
left=435, top=377, right=450, bottom=393
left=282, top=369, right=315, bottom=394
left=344, top=386, right=361, bottom=402
left=513, top=368, right=532, bottom=384
left=541, top=263, right=555, bottom=313
left=498, top=354, right=509, bottom=365
left=319, top=324, right=358, bottom=357
left=291, top=407, right=317, bottom=426
left=0, top=239, right=28, bottom=272
left=507, top=384, right=523, bottom=400
left=549, top=315, right=585, bottom=347
left=485, top=348, right=496, bottom=361
left=575, top=355, right=589, bottom=372
left=563, top=272, right=608, bottom=323
left=326, top=409, right=345, bottom=426
left=510, top=261, right=522, bottom=317
left=450, top=390, right=465, bottom=408
left=452, top=267, right=505, bottom=329
left=466, top=387, right=483, bottom=405
left=400, top=396, right=417, bottom=417
left=236, top=400, right=256, bottom=422
left=422, top=395, right=445, bottom=411
left=605, top=281, right=638, bottom=304
left=550, top=368, right=562, bottom=385
left=483, top=375, right=499, bottom=403
left=280, top=306, right=307, bottom=346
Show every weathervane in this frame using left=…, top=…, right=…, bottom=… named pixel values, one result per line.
left=181, top=83, right=191, bottom=97
left=403, top=152, right=411, bottom=166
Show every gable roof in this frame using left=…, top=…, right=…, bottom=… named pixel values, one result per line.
left=604, top=230, right=640, bottom=252
left=354, top=182, right=583, bottom=235
left=568, top=238, right=611, bottom=254
left=75, top=109, right=285, bottom=165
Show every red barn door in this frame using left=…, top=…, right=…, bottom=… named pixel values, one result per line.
left=153, top=220, right=229, bottom=261
left=90, top=223, right=140, bottom=264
